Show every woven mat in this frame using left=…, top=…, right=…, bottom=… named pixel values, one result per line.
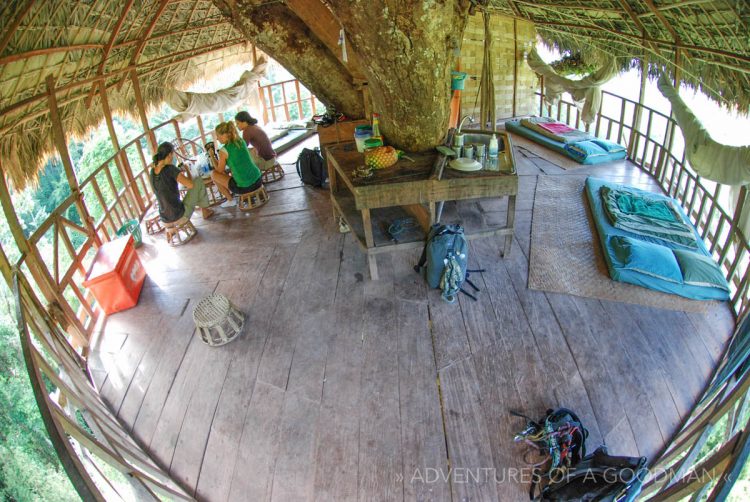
left=507, top=132, right=587, bottom=171
left=528, top=175, right=716, bottom=313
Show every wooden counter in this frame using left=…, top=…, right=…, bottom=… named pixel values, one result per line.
left=326, top=139, right=518, bottom=279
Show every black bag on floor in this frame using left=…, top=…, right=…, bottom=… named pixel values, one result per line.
left=533, top=446, right=648, bottom=502
left=296, top=147, right=327, bottom=187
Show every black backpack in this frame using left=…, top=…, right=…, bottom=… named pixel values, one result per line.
left=296, top=147, right=327, bottom=187
left=535, top=446, right=648, bottom=502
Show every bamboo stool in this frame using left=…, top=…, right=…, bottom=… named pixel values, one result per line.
left=192, top=294, right=245, bottom=347
left=203, top=177, right=226, bottom=206
left=164, top=216, right=196, bottom=246
left=261, top=163, right=285, bottom=184
left=144, top=208, right=164, bottom=235
left=238, top=185, right=269, bottom=212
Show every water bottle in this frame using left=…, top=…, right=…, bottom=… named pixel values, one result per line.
left=487, top=134, right=499, bottom=170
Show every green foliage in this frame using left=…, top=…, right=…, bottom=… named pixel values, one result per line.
left=0, top=285, right=77, bottom=500
left=550, top=52, right=597, bottom=77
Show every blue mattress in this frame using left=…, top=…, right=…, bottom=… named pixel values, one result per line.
left=585, top=177, right=730, bottom=301
left=506, top=120, right=627, bottom=165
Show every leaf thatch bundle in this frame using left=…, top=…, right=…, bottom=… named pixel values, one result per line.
left=0, top=0, right=255, bottom=191
left=488, top=1, right=750, bottom=112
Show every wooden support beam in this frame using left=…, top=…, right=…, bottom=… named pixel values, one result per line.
left=512, top=19, right=518, bottom=117
left=129, top=70, right=157, bottom=153
left=643, top=0, right=681, bottom=43
left=0, top=0, right=36, bottom=55
left=45, top=76, right=102, bottom=247
left=98, top=80, right=145, bottom=214
left=0, top=45, right=103, bottom=66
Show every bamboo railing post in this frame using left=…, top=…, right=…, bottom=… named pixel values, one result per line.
left=45, top=76, right=102, bottom=247
left=0, top=169, right=88, bottom=347
left=628, top=61, right=648, bottom=160
left=99, top=81, right=145, bottom=214
left=130, top=70, right=156, bottom=154
left=196, top=115, right=207, bottom=144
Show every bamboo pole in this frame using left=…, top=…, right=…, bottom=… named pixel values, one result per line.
left=512, top=19, right=518, bottom=117
left=45, top=76, right=102, bottom=248
left=130, top=70, right=157, bottom=154
left=99, top=81, right=145, bottom=215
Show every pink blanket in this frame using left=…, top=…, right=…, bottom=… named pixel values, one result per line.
left=538, top=122, right=575, bottom=134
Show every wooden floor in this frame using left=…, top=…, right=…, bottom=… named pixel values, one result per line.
left=89, top=136, right=735, bottom=502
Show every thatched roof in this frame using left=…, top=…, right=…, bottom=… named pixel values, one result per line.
left=489, top=1, right=750, bottom=111
left=1, top=0, right=748, bottom=190
left=0, top=0, right=255, bottom=191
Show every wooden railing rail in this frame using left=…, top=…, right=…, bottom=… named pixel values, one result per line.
left=258, top=78, right=319, bottom=124
left=12, top=270, right=195, bottom=501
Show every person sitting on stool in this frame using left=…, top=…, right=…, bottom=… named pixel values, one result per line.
left=234, top=111, right=278, bottom=172
left=210, top=121, right=263, bottom=208
left=150, top=142, right=214, bottom=222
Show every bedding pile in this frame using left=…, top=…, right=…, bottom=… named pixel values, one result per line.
left=585, top=177, right=730, bottom=301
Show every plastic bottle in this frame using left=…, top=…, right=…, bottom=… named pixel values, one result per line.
left=487, top=134, right=499, bottom=170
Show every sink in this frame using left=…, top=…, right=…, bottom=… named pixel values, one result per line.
left=460, top=131, right=505, bottom=151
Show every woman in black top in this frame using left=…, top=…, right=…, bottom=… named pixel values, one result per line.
left=150, top=142, right=214, bottom=223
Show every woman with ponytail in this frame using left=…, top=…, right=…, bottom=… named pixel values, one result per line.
left=150, top=142, right=214, bottom=223
left=210, top=121, right=262, bottom=208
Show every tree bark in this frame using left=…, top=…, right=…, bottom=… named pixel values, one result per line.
left=327, top=0, right=470, bottom=151
left=214, top=0, right=365, bottom=119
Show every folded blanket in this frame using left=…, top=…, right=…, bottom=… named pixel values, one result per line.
left=601, top=186, right=699, bottom=249
left=520, top=117, right=593, bottom=144
left=538, top=122, right=575, bottom=134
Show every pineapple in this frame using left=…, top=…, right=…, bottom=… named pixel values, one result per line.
left=364, top=146, right=401, bottom=169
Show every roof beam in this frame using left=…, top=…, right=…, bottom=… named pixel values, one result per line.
left=0, top=44, right=103, bottom=66
left=99, top=0, right=136, bottom=74
left=130, top=0, right=172, bottom=65
left=0, top=0, right=36, bottom=55
left=643, top=0, right=680, bottom=43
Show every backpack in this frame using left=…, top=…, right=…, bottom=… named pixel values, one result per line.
left=514, top=408, right=589, bottom=474
left=296, top=147, right=327, bottom=187
left=414, top=224, right=481, bottom=303
left=534, top=446, right=648, bottom=502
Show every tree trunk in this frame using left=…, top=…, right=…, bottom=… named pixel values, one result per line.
left=214, top=0, right=365, bottom=119
left=327, top=0, right=470, bottom=151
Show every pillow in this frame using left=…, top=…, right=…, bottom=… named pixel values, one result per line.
left=673, top=249, right=730, bottom=292
left=608, top=235, right=683, bottom=283
left=592, top=139, right=626, bottom=153
left=565, top=141, right=608, bottom=161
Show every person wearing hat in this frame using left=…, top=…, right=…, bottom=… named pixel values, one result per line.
left=234, top=111, right=278, bottom=172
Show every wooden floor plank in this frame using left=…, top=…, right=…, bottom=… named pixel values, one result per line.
left=358, top=297, right=403, bottom=502
left=397, top=299, right=450, bottom=501
left=269, top=392, right=321, bottom=502
left=193, top=247, right=286, bottom=500
left=227, top=381, right=286, bottom=502
left=439, top=357, right=500, bottom=501
left=313, top=404, right=359, bottom=502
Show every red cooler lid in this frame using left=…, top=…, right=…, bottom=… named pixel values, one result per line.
left=84, top=235, right=133, bottom=285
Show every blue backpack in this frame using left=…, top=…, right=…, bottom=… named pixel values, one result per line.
left=415, top=224, right=481, bottom=303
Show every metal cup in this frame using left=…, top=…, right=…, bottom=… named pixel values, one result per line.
left=453, top=134, right=464, bottom=147
left=452, top=146, right=462, bottom=158
left=475, top=143, right=486, bottom=158
left=463, top=145, right=474, bottom=159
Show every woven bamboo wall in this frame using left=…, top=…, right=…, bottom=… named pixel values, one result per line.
left=459, top=14, right=537, bottom=122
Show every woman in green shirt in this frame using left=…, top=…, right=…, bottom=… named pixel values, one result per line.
left=210, top=121, right=263, bottom=208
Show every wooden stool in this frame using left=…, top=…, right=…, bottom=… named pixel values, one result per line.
left=238, top=185, right=269, bottom=212
left=144, top=209, right=164, bottom=235
left=203, top=177, right=226, bottom=206
left=193, top=294, right=245, bottom=346
left=261, top=163, right=285, bottom=184
left=164, top=216, right=196, bottom=246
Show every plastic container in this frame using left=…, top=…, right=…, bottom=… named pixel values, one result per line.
left=487, top=134, right=499, bottom=171
left=363, top=137, right=383, bottom=150
left=451, top=71, right=468, bottom=91
left=83, top=235, right=146, bottom=315
left=354, top=125, right=373, bottom=153
left=116, top=219, right=143, bottom=248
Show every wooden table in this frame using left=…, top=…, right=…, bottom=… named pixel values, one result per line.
left=327, top=138, right=518, bottom=279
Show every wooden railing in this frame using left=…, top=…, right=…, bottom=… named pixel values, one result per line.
left=537, top=89, right=750, bottom=500
left=258, top=78, right=320, bottom=124
left=537, top=91, right=750, bottom=317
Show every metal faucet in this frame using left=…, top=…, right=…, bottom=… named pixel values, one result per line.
left=457, top=115, right=474, bottom=134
